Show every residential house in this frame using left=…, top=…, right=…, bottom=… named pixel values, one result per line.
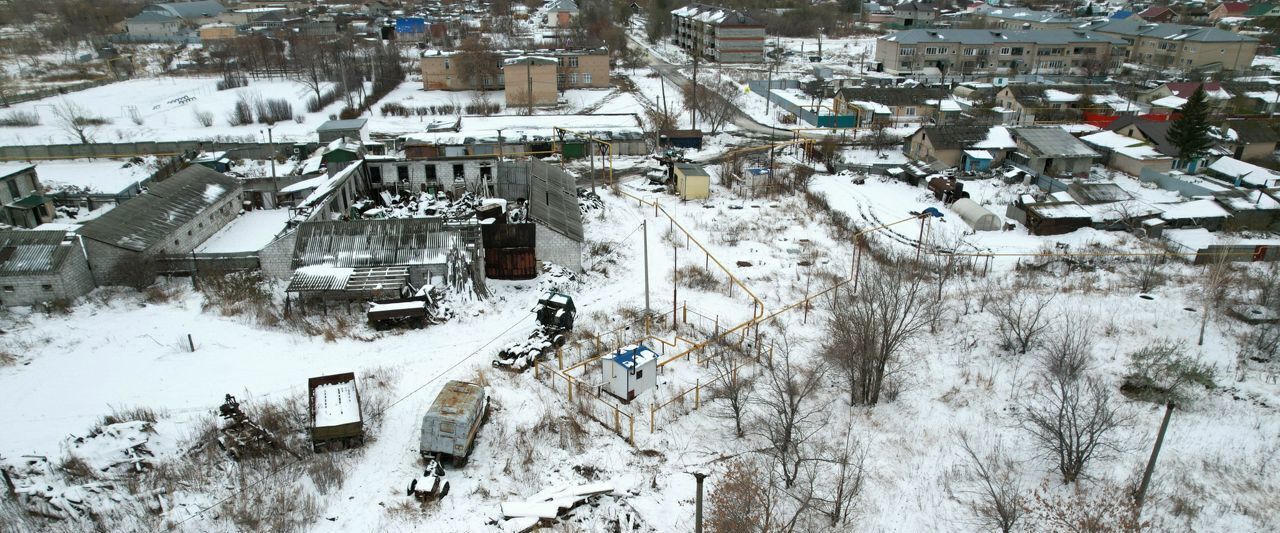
left=995, top=84, right=1088, bottom=124
left=545, top=0, right=579, bottom=27
left=420, top=47, right=608, bottom=92
left=1243, top=3, right=1280, bottom=18
left=1140, top=81, right=1233, bottom=105
left=1081, top=19, right=1259, bottom=72
left=1136, top=6, right=1177, bottom=23
left=893, top=2, right=940, bottom=28
left=1080, top=130, right=1176, bottom=175
left=670, top=4, right=765, bottom=63
left=903, top=124, right=1015, bottom=168
left=1221, top=120, right=1280, bottom=161
left=875, top=29, right=1124, bottom=77
left=972, top=6, right=1077, bottom=30
left=1206, top=156, right=1280, bottom=188
left=1008, top=126, right=1099, bottom=178
left=833, top=86, right=952, bottom=125
left=317, top=118, right=369, bottom=144
left=0, top=164, right=55, bottom=229
left=1106, top=115, right=1211, bottom=171
left=1209, top=2, right=1250, bottom=22
left=0, top=230, right=96, bottom=307
left=1221, top=81, right=1280, bottom=115
left=77, top=165, right=242, bottom=286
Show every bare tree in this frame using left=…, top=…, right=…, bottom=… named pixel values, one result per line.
left=706, top=457, right=767, bottom=532
left=288, top=36, right=334, bottom=105
left=812, top=427, right=865, bottom=527
left=454, top=36, right=502, bottom=90
left=1197, top=249, right=1235, bottom=346
left=52, top=99, right=99, bottom=144
left=706, top=341, right=755, bottom=439
left=1124, top=254, right=1167, bottom=293
left=954, top=432, right=1024, bottom=533
left=1040, top=315, right=1094, bottom=382
left=1123, top=339, right=1213, bottom=405
left=821, top=255, right=930, bottom=405
left=754, top=330, right=826, bottom=489
left=989, top=289, right=1056, bottom=354
left=1019, top=351, right=1126, bottom=483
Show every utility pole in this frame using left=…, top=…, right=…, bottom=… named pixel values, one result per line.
left=589, top=139, right=596, bottom=194
left=693, top=472, right=708, bottom=533
left=1135, top=402, right=1175, bottom=514
left=691, top=48, right=699, bottom=130
left=267, top=126, right=277, bottom=207
left=643, top=220, right=650, bottom=317
left=672, top=243, right=678, bottom=327
left=526, top=60, right=533, bottom=115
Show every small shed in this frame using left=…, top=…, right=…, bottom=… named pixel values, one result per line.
left=674, top=163, right=710, bottom=200
left=602, top=344, right=657, bottom=402
left=951, top=198, right=1001, bottom=231
left=317, top=118, right=368, bottom=144
left=659, top=129, right=704, bottom=149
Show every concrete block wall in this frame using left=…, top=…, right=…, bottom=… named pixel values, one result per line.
left=0, top=244, right=95, bottom=307
left=259, top=228, right=299, bottom=279
left=535, top=224, right=583, bottom=272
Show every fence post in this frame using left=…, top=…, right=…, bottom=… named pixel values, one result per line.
left=614, top=408, right=620, bottom=433
left=567, top=377, right=574, bottom=402
left=683, top=302, right=688, bottom=324
left=630, top=416, right=635, bottom=445
left=534, top=360, right=539, bottom=379
left=650, top=405, right=656, bottom=433
left=695, top=380, right=700, bottom=409
left=557, top=347, right=563, bottom=370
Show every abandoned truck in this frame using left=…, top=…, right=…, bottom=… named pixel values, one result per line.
left=308, top=372, right=365, bottom=452
left=492, top=291, right=577, bottom=371
left=420, top=380, right=489, bottom=464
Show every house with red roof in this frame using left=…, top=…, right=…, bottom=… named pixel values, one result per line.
left=1209, top=2, right=1250, bottom=21
left=1137, top=6, right=1177, bottom=22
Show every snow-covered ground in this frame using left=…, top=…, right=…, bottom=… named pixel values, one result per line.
left=32, top=157, right=157, bottom=194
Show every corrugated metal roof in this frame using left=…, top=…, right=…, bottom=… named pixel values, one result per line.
left=886, top=28, right=1124, bottom=45
left=0, top=230, right=71, bottom=275
left=292, top=218, right=462, bottom=269
left=1012, top=127, right=1099, bottom=158
left=78, top=165, right=240, bottom=252
left=528, top=164, right=584, bottom=243
left=316, top=118, right=368, bottom=132
left=1083, top=19, right=1256, bottom=42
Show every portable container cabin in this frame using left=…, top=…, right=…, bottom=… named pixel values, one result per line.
left=308, top=372, right=364, bottom=451
left=420, top=380, right=489, bottom=461
left=674, top=163, right=711, bottom=200
left=602, top=344, right=657, bottom=402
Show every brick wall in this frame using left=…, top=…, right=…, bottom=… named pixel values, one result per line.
left=257, top=227, right=299, bottom=279
left=535, top=224, right=583, bottom=272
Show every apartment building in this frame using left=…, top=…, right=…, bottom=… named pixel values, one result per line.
left=875, top=29, right=1125, bottom=77
left=1081, top=19, right=1258, bottom=72
left=670, top=4, right=765, bottom=63
left=971, top=6, right=1077, bottom=30
left=420, top=48, right=609, bottom=92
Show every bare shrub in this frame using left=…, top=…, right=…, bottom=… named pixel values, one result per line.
left=706, top=341, right=755, bottom=438
left=1022, top=482, right=1152, bottom=532
left=99, top=406, right=162, bottom=427
left=1125, top=255, right=1167, bottom=293
left=706, top=457, right=768, bottom=532
left=0, top=350, right=15, bottom=366
left=954, top=432, right=1024, bottom=533
left=1020, top=354, right=1126, bottom=483
left=1197, top=250, right=1235, bottom=346
left=127, top=106, right=143, bottom=125
left=812, top=429, right=865, bottom=527
left=821, top=255, right=930, bottom=406
left=59, top=455, right=99, bottom=482
left=221, top=481, right=319, bottom=533
left=674, top=264, right=720, bottom=291
left=989, top=289, right=1056, bottom=354
left=193, top=108, right=214, bottom=127
left=0, top=110, right=40, bottom=126
left=216, top=73, right=248, bottom=90
left=754, top=331, right=826, bottom=489
left=227, top=94, right=254, bottom=126
left=306, top=453, right=345, bottom=494
left=254, top=98, right=293, bottom=125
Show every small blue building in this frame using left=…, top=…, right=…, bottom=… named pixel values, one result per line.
left=603, top=344, right=658, bottom=402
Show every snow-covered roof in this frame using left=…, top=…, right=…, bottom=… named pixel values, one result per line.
left=1150, top=95, right=1187, bottom=109
left=971, top=126, right=1016, bottom=150
left=1157, top=199, right=1230, bottom=221
left=1207, top=157, right=1280, bottom=187
left=1080, top=130, right=1143, bottom=149
left=313, top=381, right=360, bottom=428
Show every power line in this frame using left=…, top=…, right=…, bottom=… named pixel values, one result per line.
left=166, top=313, right=530, bottom=530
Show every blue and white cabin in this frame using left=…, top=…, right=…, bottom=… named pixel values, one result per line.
left=603, top=344, right=658, bottom=402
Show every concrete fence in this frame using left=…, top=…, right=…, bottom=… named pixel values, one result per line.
left=155, top=253, right=262, bottom=275
left=1, top=78, right=117, bottom=106
left=0, top=141, right=298, bottom=161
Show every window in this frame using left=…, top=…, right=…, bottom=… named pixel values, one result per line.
left=963, top=48, right=978, bottom=56
left=2, top=286, right=13, bottom=293
left=425, top=165, right=437, bottom=181
left=999, top=47, right=1011, bottom=55
left=174, top=239, right=179, bottom=246
left=636, top=369, right=644, bottom=379
left=900, top=60, right=913, bottom=69
left=905, top=107, right=916, bottom=116
left=899, top=47, right=916, bottom=56
left=5, top=178, right=18, bottom=198
left=568, top=73, right=578, bottom=84
left=396, top=165, right=409, bottom=182
left=452, top=164, right=464, bottom=180
left=41, top=284, right=52, bottom=291
left=368, top=165, right=382, bottom=183
left=443, top=59, right=450, bottom=70
left=925, top=47, right=943, bottom=55
left=438, top=421, right=455, bottom=434
left=582, top=73, right=592, bottom=84
left=567, top=56, right=579, bottom=67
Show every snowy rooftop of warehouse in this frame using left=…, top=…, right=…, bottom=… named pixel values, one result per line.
left=35, top=158, right=155, bottom=195
left=194, top=209, right=290, bottom=254
left=1157, top=198, right=1231, bottom=220
left=400, top=113, right=643, bottom=145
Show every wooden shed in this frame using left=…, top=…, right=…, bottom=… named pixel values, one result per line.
left=674, top=163, right=710, bottom=200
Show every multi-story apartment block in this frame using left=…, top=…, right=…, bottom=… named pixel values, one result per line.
left=670, top=4, right=765, bottom=63
left=875, top=29, right=1125, bottom=77
left=1080, top=19, right=1258, bottom=72
left=971, top=6, right=1077, bottom=30
left=420, top=48, right=609, bottom=93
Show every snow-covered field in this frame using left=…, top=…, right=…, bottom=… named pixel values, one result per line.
left=3, top=163, right=1279, bottom=531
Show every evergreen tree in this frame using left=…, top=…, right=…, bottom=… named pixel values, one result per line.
left=1165, top=85, right=1213, bottom=170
